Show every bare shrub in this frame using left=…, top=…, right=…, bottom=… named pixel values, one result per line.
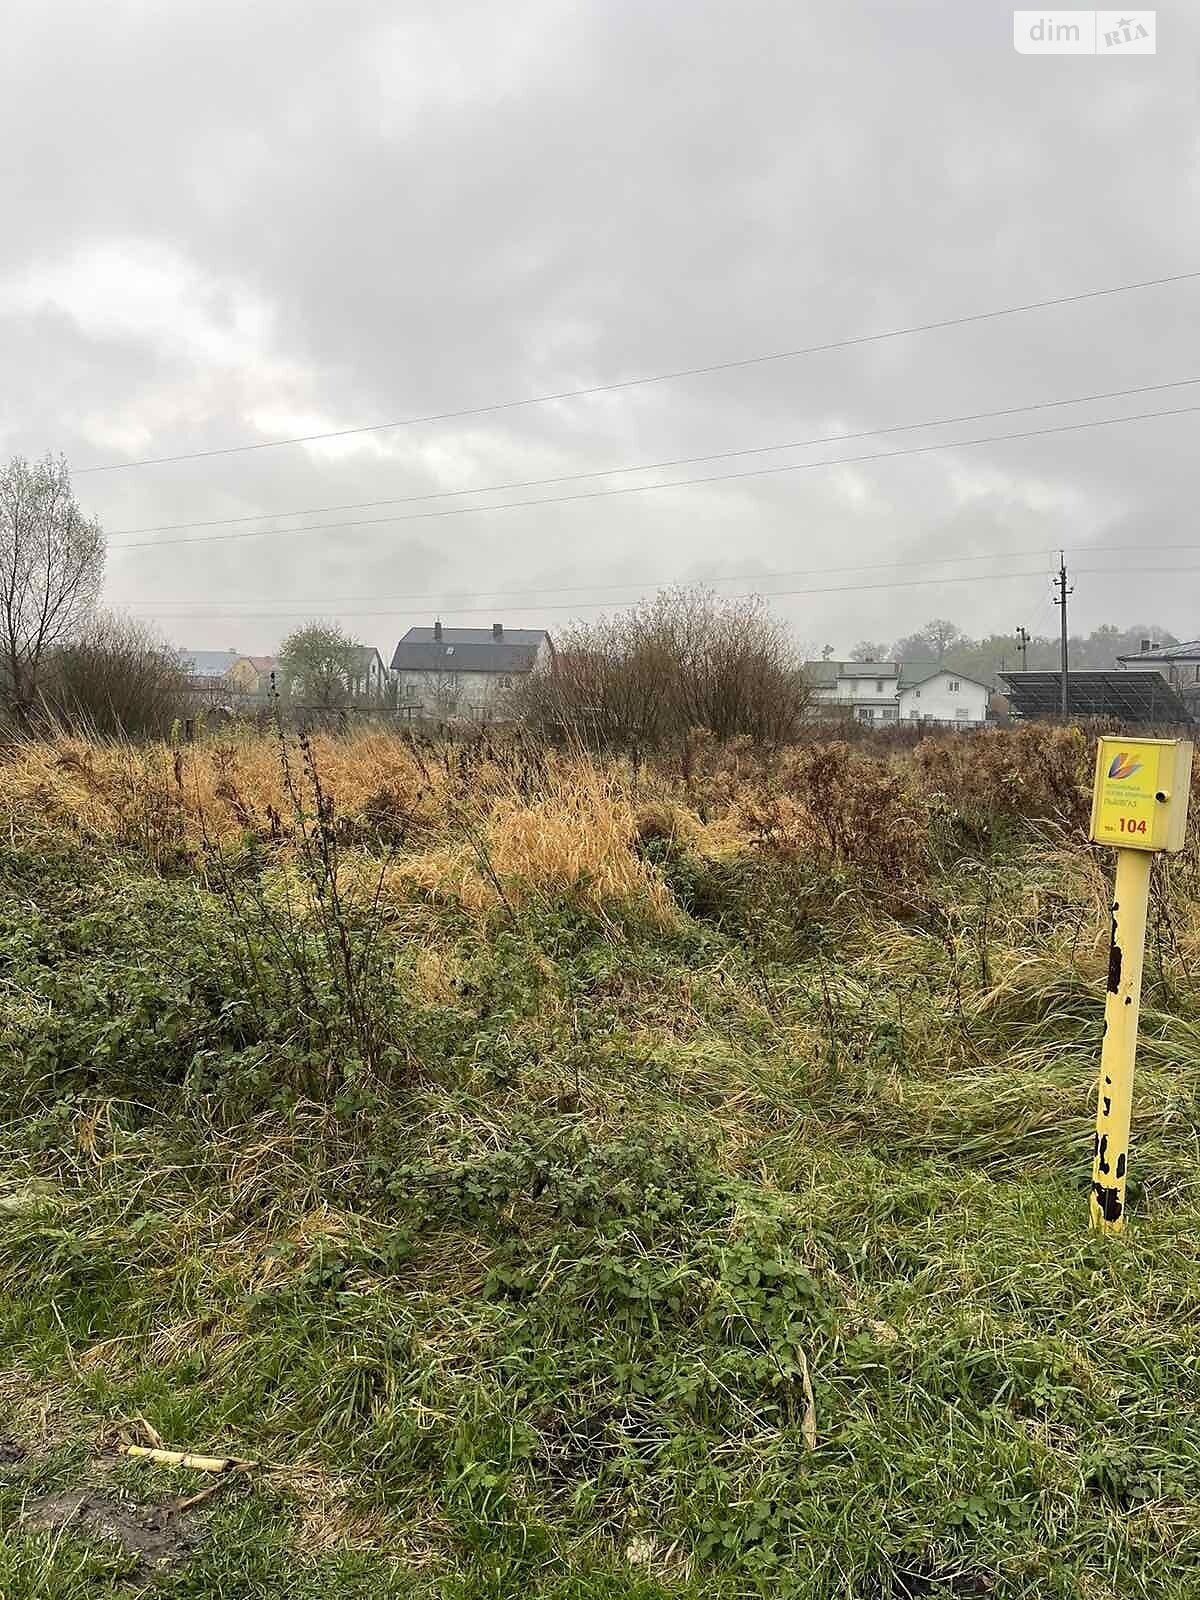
left=45, top=612, right=191, bottom=739
left=740, top=741, right=926, bottom=883
left=911, top=724, right=1090, bottom=831
left=512, top=586, right=810, bottom=750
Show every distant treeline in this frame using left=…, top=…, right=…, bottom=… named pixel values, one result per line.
left=843, top=620, right=1180, bottom=683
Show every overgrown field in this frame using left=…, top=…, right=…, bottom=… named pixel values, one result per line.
left=3, top=725, right=1200, bottom=1598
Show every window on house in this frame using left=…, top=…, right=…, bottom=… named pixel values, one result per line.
left=948, top=679, right=960, bottom=691
left=498, top=675, right=513, bottom=689
left=956, top=707, right=968, bottom=719
left=875, top=679, right=884, bottom=693
left=913, top=688, right=921, bottom=699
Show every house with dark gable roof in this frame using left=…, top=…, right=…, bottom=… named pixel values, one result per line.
left=391, top=622, right=552, bottom=719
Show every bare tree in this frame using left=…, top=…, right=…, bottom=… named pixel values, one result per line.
left=849, top=640, right=891, bottom=662
left=0, top=456, right=105, bottom=727
left=894, top=618, right=964, bottom=665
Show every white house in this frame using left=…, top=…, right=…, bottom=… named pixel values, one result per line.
left=391, top=622, right=553, bottom=719
left=805, top=659, right=991, bottom=727
left=345, top=646, right=391, bottom=702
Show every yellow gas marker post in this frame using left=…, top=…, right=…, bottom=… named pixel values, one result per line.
left=1088, top=736, right=1193, bottom=1233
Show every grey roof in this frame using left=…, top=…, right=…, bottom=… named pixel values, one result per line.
left=1117, top=641, right=1200, bottom=664
left=898, top=662, right=992, bottom=691
left=391, top=627, right=549, bottom=675
left=803, top=659, right=899, bottom=686
left=346, top=645, right=386, bottom=673
left=897, top=660, right=941, bottom=687
left=805, top=659, right=992, bottom=693
left=838, top=660, right=900, bottom=678
left=181, top=649, right=241, bottom=678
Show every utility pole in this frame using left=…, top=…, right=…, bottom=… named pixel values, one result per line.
left=1015, top=626, right=1031, bottom=672
left=1053, top=555, right=1073, bottom=717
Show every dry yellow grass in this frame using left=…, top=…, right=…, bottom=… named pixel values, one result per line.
left=8, top=724, right=1197, bottom=947
left=389, top=787, right=675, bottom=920
left=0, top=732, right=691, bottom=922
left=0, top=731, right=442, bottom=842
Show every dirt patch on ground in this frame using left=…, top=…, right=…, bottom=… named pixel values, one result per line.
left=21, top=1489, right=198, bottom=1567
left=0, top=1439, right=27, bottom=1467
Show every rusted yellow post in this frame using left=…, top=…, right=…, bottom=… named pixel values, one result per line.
left=1088, top=737, right=1193, bottom=1234
left=1089, top=847, right=1152, bottom=1231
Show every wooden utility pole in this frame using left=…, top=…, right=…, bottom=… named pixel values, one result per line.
left=1015, top=625, right=1031, bottom=671
left=1053, top=556, right=1072, bottom=716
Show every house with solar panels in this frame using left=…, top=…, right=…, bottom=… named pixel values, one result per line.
left=1116, top=639, right=1200, bottom=720
left=391, top=623, right=553, bottom=720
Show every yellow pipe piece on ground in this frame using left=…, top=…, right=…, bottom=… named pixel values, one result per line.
left=120, top=1445, right=252, bottom=1472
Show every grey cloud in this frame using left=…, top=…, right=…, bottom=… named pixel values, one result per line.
left=1, top=0, right=1197, bottom=655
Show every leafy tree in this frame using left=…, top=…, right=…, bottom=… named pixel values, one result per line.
left=278, top=621, right=362, bottom=709
left=0, top=455, right=104, bottom=727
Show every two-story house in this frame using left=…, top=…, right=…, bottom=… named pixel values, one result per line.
left=391, top=622, right=553, bottom=720
left=805, top=659, right=991, bottom=727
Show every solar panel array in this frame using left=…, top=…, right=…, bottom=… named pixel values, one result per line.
left=999, top=670, right=1193, bottom=724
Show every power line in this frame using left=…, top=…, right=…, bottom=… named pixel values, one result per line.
left=111, top=537, right=1200, bottom=613
left=77, top=268, right=1200, bottom=475
left=106, top=558, right=1200, bottom=626
left=110, top=547, right=1065, bottom=612
left=108, top=400, right=1200, bottom=552
left=105, top=374, right=1200, bottom=537
left=111, top=565, right=1063, bottom=622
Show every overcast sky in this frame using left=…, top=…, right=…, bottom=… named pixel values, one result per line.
left=1, top=0, right=1197, bottom=659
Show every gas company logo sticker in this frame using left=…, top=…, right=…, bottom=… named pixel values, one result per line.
left=1107, top=752, right=1143, bottom=781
